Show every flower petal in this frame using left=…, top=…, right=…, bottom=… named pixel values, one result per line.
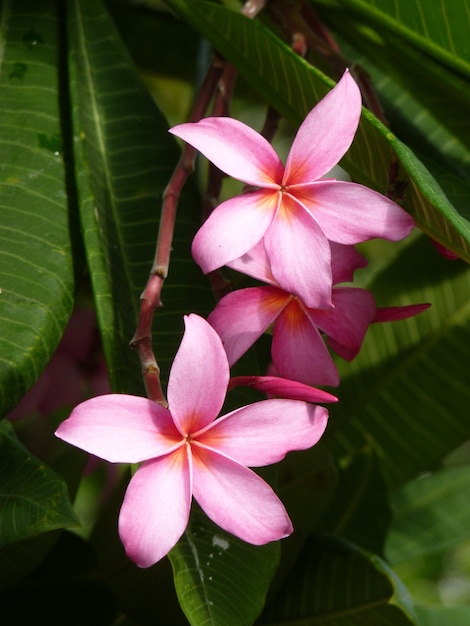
left=192, top=191, right=278, bottom=273
left=330, top=241, right=368, bottom=284
left=192, top=447, right=293, bottom=545
left=229, top=375, right=338, bottom=404
left=227, top=240, right=276, bottom=285
left=197, top=399, right=328, bottom=466
left=308, top=287, right=376, bottom=360
left=208, top=286, right=288, bottom=366
left=264, top=194, right=333, bottom=309
left=118, top=448, right=192, bottom=567
left=373, top=303, right=431, bottom=323
left=298, top=180, right=414, bottom=244
left=283, top=70, right=362, bottom=185
left=168, top=315, right=229, bottom=433
left=55, top=394, right=181, bottom=463
left=170, top=117, right=284, bottom=187
left=272, top=301, right=339, bottom=386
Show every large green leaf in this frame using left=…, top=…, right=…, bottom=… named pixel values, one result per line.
left=331, top=235, right=470, bottom=487
left=0, top=420, right=78, bottom=548
left=321, top=0, right=470, bottom=77
left=162, top=0, right=470, bottom=260
left=68, top=0, right=214, bottom=392
left=259, top=535, right=416, bottom=625
left=312, top=5, right=470, bottom=226
left=170, top=505, right=279, bottom=626
left=0, top=0, right=80, bottom=416
left=385, top=466, right=470, bottom=565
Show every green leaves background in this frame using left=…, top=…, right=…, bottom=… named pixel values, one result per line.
left=0, top=0, right=469, bottom=624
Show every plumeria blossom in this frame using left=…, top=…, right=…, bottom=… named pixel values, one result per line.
left=55, top=314, right=328, bottom=568
left=170, top=69, right=414, bottom=309
left=209, top=242, right=430, bottom=387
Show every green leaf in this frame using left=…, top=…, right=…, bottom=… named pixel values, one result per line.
left=162, top=0, right=470, bottom=260
left=0, top=420, right=79, bottom=548
left=68, top=0, right=214, bottom=393
left=324, top=0, right=470, bottom=77
left=259, top=535, right=416, bottom=625
left=385, top=466, right=470, bottom=565
left=414, top=605, right=470, bottom=626
left=317, top=445, right=391, bottom=555
left=169, top=505, right=280, bottom=626
left=312, top=5, right=470, bottom=230
left=0, top=0, right=80, bottom=416
left=331, top=235, right=470, bottom=487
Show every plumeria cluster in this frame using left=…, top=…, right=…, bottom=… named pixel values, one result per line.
left=56, top=70, right=428, bottom=568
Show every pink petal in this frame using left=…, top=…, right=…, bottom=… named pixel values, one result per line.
left=229, top=375, right=338, bottom=404
left=283, top=70, right=362, bottom=185
left=55, top=394, right=181, bottom=463
left=297, top=180, right=414, bottom=244
left=168, top=315, right=229, bottom=433
left=191, top=447, right=293, bottom=545
left=272, top=301, right=339, bottom=386
left=192, top=191, right=278, bottom=273
left=308, top=287, right=376, bottom=361
left=264, top=194, right=333, bottom=309
left=431, top=239, right=459, bottom=260
left=118, top=448, right=192, bottom=567
left=196, top=399, right=328, bottom=467
left=226, top=240, right=276, bottom=285
left=208, top=286, right=289, bottom=366
left=169, top=117, right=284, bottom=187
left=373, top=303, right=431, bottom=323
left=330, top=242, right=368, bottom=284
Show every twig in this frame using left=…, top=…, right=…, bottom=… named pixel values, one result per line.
left=130, top=58, right=223, bottom=405
left=131, top=0, right=268, bottom=403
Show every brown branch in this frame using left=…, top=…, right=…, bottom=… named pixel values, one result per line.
left=130, top=58, right=223, bottom=406
left=131, top=0, right=268, bottom=403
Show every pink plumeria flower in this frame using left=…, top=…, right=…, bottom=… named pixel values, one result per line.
left=209, top=243, right=430, bottom=387
left=55, top=314, right=328, bottom=568
left=170, top=70, right=414, bottom=309
left=209, top=281, right=375, bottom=387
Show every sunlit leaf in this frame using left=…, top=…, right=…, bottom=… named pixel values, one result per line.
left=414, top=605, right=470, bottom=626
left=322, top=0, right=470, bottom=76
left=385, top=466, right=470, bottom=565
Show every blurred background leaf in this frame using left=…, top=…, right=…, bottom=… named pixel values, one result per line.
left=386, top=466, right=470, bottom=566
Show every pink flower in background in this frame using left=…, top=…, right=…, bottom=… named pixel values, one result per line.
left=209, top=282, right=375, bottom=387
left=209, top=242, right=430, bottom=387
left=170, top=70, right=414, bottom=309
left=56, top=314, right=328, bottom=568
